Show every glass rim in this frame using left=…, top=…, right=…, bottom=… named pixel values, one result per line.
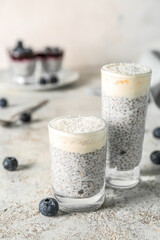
left=101, top=63, right=152, bottom=78
left=48, top=115, right=107, bottom=137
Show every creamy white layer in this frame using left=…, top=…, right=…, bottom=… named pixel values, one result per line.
left=101, top=63, right=151, bottom=98
left=48, top=116, right=106, bottom=153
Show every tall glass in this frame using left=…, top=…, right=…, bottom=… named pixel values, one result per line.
left=101, top=63, right=151, bottom=188
left=48, top=116, right=107, bottom=212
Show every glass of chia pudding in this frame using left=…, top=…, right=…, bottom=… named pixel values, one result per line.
left=9, top=41, right=36, bottom=84
left=48, top=116, right=107, bottom=212
left=101, top=63, right=151, bottom=189
left=42, top=47, right=64, bottom=74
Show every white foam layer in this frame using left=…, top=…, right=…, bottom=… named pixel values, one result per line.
left=51, top=116, right=105, bottom=133
left=101, top=63, right=151, bottom=98
left=48, top=116, right=106, bottom=153
left=102, top=63, right=151, bottom=76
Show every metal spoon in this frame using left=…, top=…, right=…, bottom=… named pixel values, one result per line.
left=0, top=99, right=48, bottom=126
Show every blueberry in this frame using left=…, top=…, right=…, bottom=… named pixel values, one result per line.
left=45, top=47, right=52, bottom=52
left=3, top=157, right=18, bottom=171
left=20, top=112, right=31, bottom=123
left=14, top=41, right=23, bottom=51
left=39, top=198, right=59, bottom=216
left=153, top=128, right=160, bottom=139
left=0, top=98, right=8, bottom=108
left=150, top=151, right=160, bottom=165
left=52, top=47, right=60, bottom=53
left=39, top=78, right=47, bottom=85
left=50, top=75, right=58, bottom=84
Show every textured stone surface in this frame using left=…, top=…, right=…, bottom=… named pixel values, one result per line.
left=0, top=66, right=160, bottom=240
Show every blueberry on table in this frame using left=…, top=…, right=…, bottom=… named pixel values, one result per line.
left=39, top=78, right=47, bottom=85
left=20, top=112, right=31, bottom=123
left=153, top=128, right=160, bottom=139
left=0, top=98, right=8, bottom=108
left=3, top=157, right=18, bottom=171
left=50, top=75, right=58, bottom=84
left=150, top=151, right=160, bottom=165
left=39, top=198, right=59, bottom=216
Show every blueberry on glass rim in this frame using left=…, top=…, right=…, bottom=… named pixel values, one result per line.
left=153, top=127, right=160, bottom=139
left=150, top=151, right=160, bottom=165
left=11, top=41, right=34, bottom=60
left=3, top=157, right=18, bottom=171
left=50, top=75, right=58, bottom=84
left=44, top=46, right=63, bottom=57
left=20, top=112, right=31, bottom=123
left=13, top=41, right=24, bottom=53
left=39, top=78, right=47, bottom=85
left=39, top=198, right=59, bottom=216
left=0, top=98, right=8, bottom=108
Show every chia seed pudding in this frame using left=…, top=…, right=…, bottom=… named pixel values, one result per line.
left=42, top=47, right=64, bottom=73
left=48, top=116, right=107, bottom=211
left=101, top=63, right=151, bottom=187
left=102, top=94, right=148, bottom=170
left=50, top=146, right=106, bottom=198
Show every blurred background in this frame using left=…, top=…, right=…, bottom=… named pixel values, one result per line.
left=0, top=0, right=160, bottom=69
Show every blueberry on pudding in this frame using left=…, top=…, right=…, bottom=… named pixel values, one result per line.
left=42, top=46, right=64, bottom=73
left=9, top=41, right=36, bottom=84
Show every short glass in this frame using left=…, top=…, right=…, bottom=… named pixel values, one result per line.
left=101, top=63, right=151, bottom=188
left=48, top=116, right=107, bottom=212
left=10, top=58, right=36, bottom=84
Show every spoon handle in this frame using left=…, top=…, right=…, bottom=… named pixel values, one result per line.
left=10, top=99, right=48, bottom=120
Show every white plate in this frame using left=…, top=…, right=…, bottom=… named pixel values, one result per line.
left=0, top=69, right=79, bottom=91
